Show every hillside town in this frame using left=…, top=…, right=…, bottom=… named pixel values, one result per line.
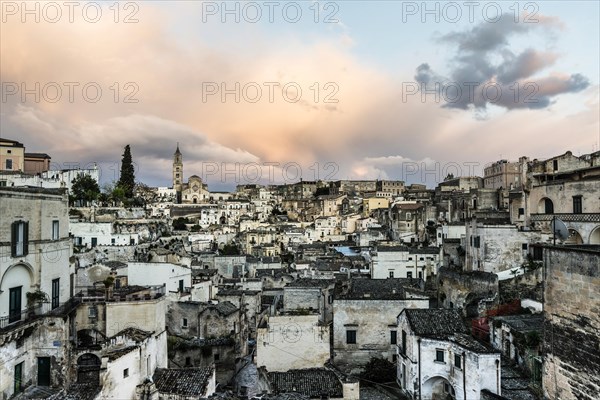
left=1, top=137, right=599, bottom=400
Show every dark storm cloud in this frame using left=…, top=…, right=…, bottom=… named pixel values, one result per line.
left=416, top=14, right=590, bottom=111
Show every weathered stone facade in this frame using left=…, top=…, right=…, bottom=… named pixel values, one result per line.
left=542, top=245, right=600, bottom=400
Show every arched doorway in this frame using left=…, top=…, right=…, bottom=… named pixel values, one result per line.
left=538, top=198, right=554, bottom=214
left=589, top=226, right=600, bottom=244
left=422, top=376, right=456, bottom=400
left=77, top=353, right=101, bottom=384
left=565, top=229, right=583, bottom=245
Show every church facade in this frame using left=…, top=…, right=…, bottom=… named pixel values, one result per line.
left=173, top=145, right=209, bottom=204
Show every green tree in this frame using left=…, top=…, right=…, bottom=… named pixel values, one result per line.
left=71, top=174, right=100, bottom=206
left=172, top=217, right=189, bottom=230
left=118, top=145, right=135, bottom=198
left=220, top=243, right=240, bottom=255
left=360, top=357, right=397, bottom=384
left=111, top=185, right=126, bottom=205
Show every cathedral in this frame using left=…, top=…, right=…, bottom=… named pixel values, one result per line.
left=172, top=144, right=209, bottom=204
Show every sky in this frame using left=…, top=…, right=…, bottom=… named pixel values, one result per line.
left=1, top=0, right=599, bottom=190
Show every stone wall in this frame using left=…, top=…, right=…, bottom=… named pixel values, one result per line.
left=542, top=246, right=600, bottom=400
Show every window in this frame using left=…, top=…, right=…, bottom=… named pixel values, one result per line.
left=214, top=353, right=220, bottom=361
left=533, top=246, right=543, bottom=261
left=522, top=243, right=528, bottom=250
left=52, top=220, right=59, bottom=240
left=454, top=354, right=462, bottom=369
left=111, top=238, right=116, bottom=245
left=474, top=236, right=481, bottom=248
left=346, top=330, right=357, bottom=344
left=401, top=330, right=407, bottom=355
left=185, top=357, right=191, bottom=366
left=518, top=208, right=524, bottom=216
left=406, top=272, right=413, bottom=279
left=6, top=159, right=13, bottom=170
left=51, top=278, right=60, bottom=309
left=88, top=306, right=98, bottom=318
left=91, top=237, right=97, bottom=247
left=390, top=330, right=397, bottom=345
left=11, top=221, right=29, bottom=257
left=544, top=198, right=554, bottom=214
left=573, top=196, right=582, bottom=214
left=123, top=368, right=129, bottom=378
left=436, top=349, right=445, bottom=362
left=9, top=286, right=22, bottom=324
left=14, top=362, right=23, bottom=393
left=553, top=160, right=558, bottom=171
left=389, top=271, right=394, bottom=278
left=179, top=279, right=184, bottom=292
left=182, top=318, right=188, bottom=328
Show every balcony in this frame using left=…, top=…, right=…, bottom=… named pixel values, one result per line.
left=530, top=213, right=600, bottom=223
left=0, top=298, right=81, bottom=333
left=74, top=284, right=166, bottom=303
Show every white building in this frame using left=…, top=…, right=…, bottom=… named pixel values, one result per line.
left=397, top=308, right=501, bottom=400
left=70, top=221, right=139, bottom=248
left=333, top=278, right=429, bottom=372
left=371, top=245, right=440, bottom=281
left=256, top=314, right=330, bottom=372
left=127, top=262, right=192, bottom=294
left=0, top=187, right=73, bottom=324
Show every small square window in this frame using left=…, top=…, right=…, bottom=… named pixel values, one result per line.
left=436, top=349, right=445, bottom=362
left=522, top=243, right=528, bottom=250
left=346, top=330, right=357, bottom=344
left=123, top=368, right=129, bottom=378
left=454, top=354, right=462, bottom=369
left=52, top=220, right=59, bottom=240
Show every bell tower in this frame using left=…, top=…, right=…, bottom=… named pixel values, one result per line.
left=173, top=143, right=183, bottom=203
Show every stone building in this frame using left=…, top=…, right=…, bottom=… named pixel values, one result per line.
left=397, top=308, right=501, bottom=400
left=375, top=179, right=405, bottom=197
left=0, top=187, right=73, bottom=328
left=256, top=315, right=330, bottom=372
left=0, top=138, right=25, bottom=172
left=283, top=278, right=337, bottom=323
left=371, top=245, right=440, bottom=281
left=332, top=278, right=429, bottom=372
left=484, top=159, right=523, bottom=190
left=465, top=215, right=541, bottom=273
left=540, top=244, right=600, bottom=400
left=172, top=145, right=209, bottom=204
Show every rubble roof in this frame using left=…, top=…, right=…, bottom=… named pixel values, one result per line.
left=403, top=309, right=468, bottom=337
left=153, top=367, right=214, bottom=396
left=285, top=278, right=337, bottom=289
left=103, top=345, right=138, bottom=361
left=490, top=314, right=543, bottom=333
left=337, top=278, right=425, bottom=300
left=267, top=368, right=343, bottom=398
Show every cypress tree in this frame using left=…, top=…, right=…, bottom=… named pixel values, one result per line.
left=118, top=145, right=135, bottom=198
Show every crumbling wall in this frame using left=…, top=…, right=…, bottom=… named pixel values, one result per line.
left=543, top=247, right=600, bottom=400
left=437, top=268, right=498, bottom=316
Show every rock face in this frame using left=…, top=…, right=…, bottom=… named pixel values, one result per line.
left=542, top=246, right=600, bottom=400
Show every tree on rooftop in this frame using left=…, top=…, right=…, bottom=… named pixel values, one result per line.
left=118, top=145, right=135, bottom=198
left=71, top=174, right=100, bottom=206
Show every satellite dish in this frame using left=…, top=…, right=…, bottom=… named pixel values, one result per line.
left=551, top=218, right=569, bottom=241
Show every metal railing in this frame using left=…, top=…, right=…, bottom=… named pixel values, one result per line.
left=530, top=213, right=600, bottom=223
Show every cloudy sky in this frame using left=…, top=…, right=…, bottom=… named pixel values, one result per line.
left=1, top=0, right=599, bottom=190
